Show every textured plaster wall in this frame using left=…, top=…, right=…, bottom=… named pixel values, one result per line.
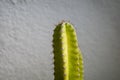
left=0, top=0, right=120, bottom=80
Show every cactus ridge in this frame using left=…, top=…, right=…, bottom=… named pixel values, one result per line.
left=53, top=22, right=84, bottom=80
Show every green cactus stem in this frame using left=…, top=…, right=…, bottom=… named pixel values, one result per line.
left=53, top=21, right=84, bottom=80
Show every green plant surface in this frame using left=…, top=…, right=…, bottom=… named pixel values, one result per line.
left=53, top=21, right=84, bottom=80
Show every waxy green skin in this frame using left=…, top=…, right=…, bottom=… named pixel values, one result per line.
left=53, top=22, right=84, bottom=80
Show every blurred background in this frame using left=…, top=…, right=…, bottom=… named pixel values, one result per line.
left=0, top=0, right=120, bottom=80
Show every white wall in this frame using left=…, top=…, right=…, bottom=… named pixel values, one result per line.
left=0, top=0, right=120, bottom=80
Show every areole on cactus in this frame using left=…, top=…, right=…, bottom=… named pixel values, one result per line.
left=52, top=21, right=84, bottom=80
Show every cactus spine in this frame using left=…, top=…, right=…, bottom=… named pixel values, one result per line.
left=53, top=21, right=84, bottom=80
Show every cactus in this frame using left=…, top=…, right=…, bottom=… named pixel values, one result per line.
left=52, top=21, right=84, bottom=80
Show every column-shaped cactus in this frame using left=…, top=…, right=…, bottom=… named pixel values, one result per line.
left=52, top=21, right=84, bottom=80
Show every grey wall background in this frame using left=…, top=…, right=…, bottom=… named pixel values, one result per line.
left=0, top=0, right=120, bottom=80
